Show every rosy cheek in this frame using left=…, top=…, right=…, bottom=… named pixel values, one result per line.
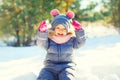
left=55, top=32, right=58, bottom=35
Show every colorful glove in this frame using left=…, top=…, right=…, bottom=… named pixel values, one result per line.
left=38, top=20, right=48, bottom=32
left=72, top=20, right=82, bottom=30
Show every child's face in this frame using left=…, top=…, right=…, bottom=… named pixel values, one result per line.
left=54, top=24, right=67, bottom=36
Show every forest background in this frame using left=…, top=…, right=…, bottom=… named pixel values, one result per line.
left=0, top=0, right=120, bottom=46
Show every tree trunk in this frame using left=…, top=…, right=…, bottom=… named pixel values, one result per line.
left=15, top=30, right=20, bottom=46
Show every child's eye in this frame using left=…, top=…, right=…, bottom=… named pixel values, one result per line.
left=56, top=27, right=60, bottom=29
left=63, top=28, right=66, bottom=30
left=62, top=28, right=66, bottom=31
left=55, top=27, right=59, bottom=30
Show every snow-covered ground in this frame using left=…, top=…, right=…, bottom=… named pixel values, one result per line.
left=0, top=26, right=120, bottom=80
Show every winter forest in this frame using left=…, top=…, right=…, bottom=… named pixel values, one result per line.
left=0, top=0, right=120, bottom=80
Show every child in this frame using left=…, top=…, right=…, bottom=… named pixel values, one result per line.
left=36, top=9, right=86, bottom=80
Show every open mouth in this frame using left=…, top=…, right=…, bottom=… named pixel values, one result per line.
left=57, top=33, right=64, bottom=36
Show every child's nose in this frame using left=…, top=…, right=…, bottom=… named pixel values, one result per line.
left=59, top=28, right=65, bottom=31
left=59, top=29, right=63, bottom=31
left=59, top=30, right=63, bottom=33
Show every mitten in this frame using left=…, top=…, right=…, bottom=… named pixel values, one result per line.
left=38, top=20, right=48, bottom=32
left=72, top=20, right=82, bottom=30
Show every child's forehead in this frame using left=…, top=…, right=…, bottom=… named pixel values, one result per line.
left=55, top=24, right=66, bottom=28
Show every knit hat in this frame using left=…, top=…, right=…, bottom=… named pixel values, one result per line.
left=50, top=9, right=75, bottom=32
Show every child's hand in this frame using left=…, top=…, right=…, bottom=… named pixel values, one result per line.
left=38, top=20, right=49, bottom=32
left=72, top=20, right=82, bottom=31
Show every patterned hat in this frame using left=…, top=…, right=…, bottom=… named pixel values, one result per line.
left=50, top=9, right=75, bottom=32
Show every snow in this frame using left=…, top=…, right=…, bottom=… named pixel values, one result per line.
left=0, top=56, right=42, bottom=80
left=85, top=24, right=119, bottom=38
left=75, top=43, right=120, bottom=80
left=0, top=26, right=120, bottom=80
left=0, top=43, right=120, bottom=80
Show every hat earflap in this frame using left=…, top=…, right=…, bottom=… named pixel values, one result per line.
left=50, top=9, right=59, bottom=17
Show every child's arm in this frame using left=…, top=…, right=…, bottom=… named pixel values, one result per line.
left=72, top=20, right=86, bottom=49
left=36, top=20, right=49, bottom=50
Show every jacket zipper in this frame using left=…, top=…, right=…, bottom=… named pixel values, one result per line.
left=57, top=44, right=61, bottom=62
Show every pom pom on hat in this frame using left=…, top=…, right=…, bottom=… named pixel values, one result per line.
left=50, top=9, right=59, bottom=17
left=66, top=11, right=75, bottom=19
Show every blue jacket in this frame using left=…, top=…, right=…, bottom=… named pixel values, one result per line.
left=36, top=29, right=86, bottom=64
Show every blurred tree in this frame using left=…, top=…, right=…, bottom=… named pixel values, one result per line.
left=109, top=0, right=120, bottom=28
left=0, top=0, right=40, bottom=46
left=0, top=0, right=75, bottom=46
left=0, top=0, right=114, bottom=46
left=71, top=0, right=98, bottom=22
left=70, top=0, right=105, bottom=22
left=101, top=0, right=120, bottom=29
